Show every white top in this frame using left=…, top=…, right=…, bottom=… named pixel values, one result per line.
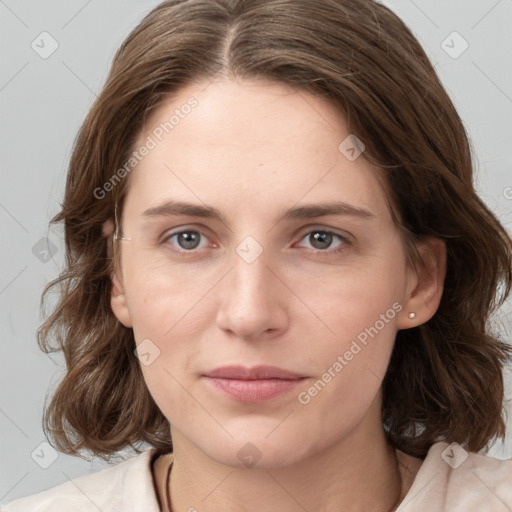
left=2, top=441, right=511, bottom=511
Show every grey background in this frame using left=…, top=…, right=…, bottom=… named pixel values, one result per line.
left=1, top=0, right=511, bottom=504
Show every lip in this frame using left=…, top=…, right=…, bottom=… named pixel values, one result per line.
left=202, top=365, right=307, bottom=402
left=203, top=365, right=305, bottom=380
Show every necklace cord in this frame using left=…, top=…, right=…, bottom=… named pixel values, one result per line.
left=164, top=458, right=173, bottom=512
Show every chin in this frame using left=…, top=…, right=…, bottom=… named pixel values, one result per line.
left=196, top=422, right=320, bottom=470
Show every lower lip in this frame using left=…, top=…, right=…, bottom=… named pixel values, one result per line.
left=203, top=377, right=306, bottom=402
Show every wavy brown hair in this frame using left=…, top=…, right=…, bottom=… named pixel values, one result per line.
left=38, top=0, right=512, bottom=461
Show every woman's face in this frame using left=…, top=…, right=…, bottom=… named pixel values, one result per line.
left=111, top=78, right=423, bottom=468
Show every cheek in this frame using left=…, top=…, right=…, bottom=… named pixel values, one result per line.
left=293, top=292, right=401, bottom=444
left=125, top=269, right=208, bottom=420
left=123, top=248, right=221, bottom=338
left=298, top=254, right=406, bottom=343
left=292, top=254, right=406, bottom=402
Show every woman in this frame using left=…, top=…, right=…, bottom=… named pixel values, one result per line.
left=3, top=0, right=512, bottom=510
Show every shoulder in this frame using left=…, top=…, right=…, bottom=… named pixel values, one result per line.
left=1, top=448, right=163, bottom=512
left=398, top=441, right=512, bottom=511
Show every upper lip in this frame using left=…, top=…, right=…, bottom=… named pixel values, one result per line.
left=203, top=365, right=305, bottom=380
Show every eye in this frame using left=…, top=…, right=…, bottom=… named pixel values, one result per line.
left=295, top=229, right=349, bottom=253
left=162, top=229, right=213, bottom=252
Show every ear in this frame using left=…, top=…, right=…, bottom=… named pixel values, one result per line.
left=103, top=218, right=133, bottom=328
left=398, top=236, right=446, bottom=330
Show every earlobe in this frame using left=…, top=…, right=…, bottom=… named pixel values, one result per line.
left=398, top=237, right=447, bottom=330
left=110, top=272, right=133, bottom=328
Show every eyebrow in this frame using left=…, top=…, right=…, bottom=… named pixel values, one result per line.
left=141, top=200, right=375, bottom=224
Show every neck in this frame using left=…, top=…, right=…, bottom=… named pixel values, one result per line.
left=165, top=408, right=420, bottom=512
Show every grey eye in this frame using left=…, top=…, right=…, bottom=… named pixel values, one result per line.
left=170, top=230, right=204, bottom=250
left=308, top=231, right=334, bottom=250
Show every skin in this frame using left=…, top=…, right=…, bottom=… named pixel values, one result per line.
left=109, top=77, right=446, bottom=512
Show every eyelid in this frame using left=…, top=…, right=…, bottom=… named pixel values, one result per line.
left=159, top=224, right=213, bottom=242
left=294, top=224, right=353, bottom=242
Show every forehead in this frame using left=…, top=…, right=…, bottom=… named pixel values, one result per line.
left=126, top=78, right=390, bottom=223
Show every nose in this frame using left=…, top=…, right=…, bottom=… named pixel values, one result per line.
left=215, top=245, right=289, bottom=341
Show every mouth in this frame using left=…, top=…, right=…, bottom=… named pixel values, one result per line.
left=201, top=365, right=308, bottom=402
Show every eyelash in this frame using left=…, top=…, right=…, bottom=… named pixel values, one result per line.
left=160, top=226, right=351, bottom=257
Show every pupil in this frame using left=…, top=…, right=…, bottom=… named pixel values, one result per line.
left=311, top=231, right=331, bottom=249
left=178, top=232, right=200, bottom=250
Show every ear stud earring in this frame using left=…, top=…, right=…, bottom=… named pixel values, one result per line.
left=408, top=312, right=416, bottom=319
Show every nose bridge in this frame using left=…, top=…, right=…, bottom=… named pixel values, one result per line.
left=215, top=235, right=287, bottom=339
left=230, top=235, right=277, bottom=307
